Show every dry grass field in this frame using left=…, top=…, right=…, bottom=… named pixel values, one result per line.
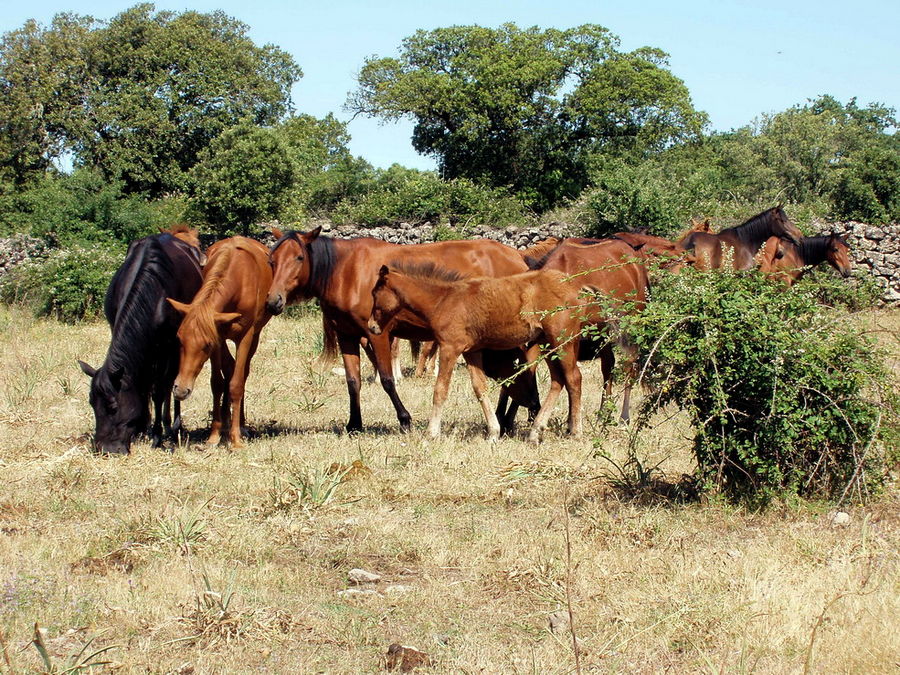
left=0, top=304, right=898, bottom=673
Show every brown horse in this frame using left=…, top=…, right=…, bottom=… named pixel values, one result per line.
left=609, top=232, right=695, bottom=269
left=526, top=238, right=650, bottom=421
left=757, top=233, right=852, bottom=286
left=368, top=264, right=588, bottom=442
left=167, top=237, right=273, bottom=447
left=678, top=206, right=803, bottom=270
left=266, top=228, right=537, bottom=433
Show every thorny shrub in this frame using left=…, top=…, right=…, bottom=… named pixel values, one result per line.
left=620, top=265, right=898, bottom=505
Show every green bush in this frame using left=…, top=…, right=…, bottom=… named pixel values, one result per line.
left=0, top=244, right=123, bottom=322
left=332, top=166, right=526, bottom=228
left=621, top=266, right=897, bottom=504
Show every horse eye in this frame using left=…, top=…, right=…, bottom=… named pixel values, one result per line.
left=296, top=255, right=304, bottom=262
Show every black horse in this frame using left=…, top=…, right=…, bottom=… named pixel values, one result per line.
left=78, top=231, right=203, bottom=454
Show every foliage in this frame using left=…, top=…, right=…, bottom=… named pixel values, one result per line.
left=621, top=267, right=897, bottom=504
left=0, top=4, right=301, bottom=195
left=0, top=243, right=122, bottom=322
left=348, top=23, right=706, bottom=210
left=332, top=165, right=527, bottom=228
left=189, top=122, right=297, bottom=235
left=0, top=169, right=176, bottom=244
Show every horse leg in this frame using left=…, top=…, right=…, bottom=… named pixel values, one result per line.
left=599, top=342, right=614, bottom=408
left=337, top=333, right=364, bottom=433
left=369, top=331, right=412, bottom=432
left=463, top=351, right=502, bottom=441
left=207, top=347, right=227, bottom=446
left=528, top=358, right=565, bottom=445
left=150, top=386, right=166, bottom=448
left=560, top=344, right=583, bottom=437
left=496, top=388, right=519, bottom=437
left=619, top=338, right=639, bottom=423
left=390, top=335, right=403, bottom=381
left=416, top=340, right=438, bottom=377
left=428, top=346, right=460, bottom=438
left=227, top=330, right=258, bottom=448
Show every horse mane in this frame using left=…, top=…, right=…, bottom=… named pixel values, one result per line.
left=272, top=230, right=337, bottom=298
left=525, top=240, right=564, bottom=270
left=519, top=237, right=559, bottom=263
left=796, top=236, right=832, bottom=265
left=104, top=235, right=179, bottom=381
left=181, top=243, right=237, bottom=347
left=387, top=260, right=466, bottom=283
left=727, top=207, right=785, bottom=245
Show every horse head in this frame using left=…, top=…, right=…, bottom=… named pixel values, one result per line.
left=826, top=233, right=853, bottom=277
left=368, top=265, right=402, bottom=335
left=773, top=206, right=804, bottom=245
left=167, top=299, right=240, bottom=400
left=266, top=226, right=322, bottom=315
left=78, top=359, right=147, bottom=454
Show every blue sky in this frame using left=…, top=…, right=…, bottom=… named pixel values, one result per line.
left=3, top=0, right=898, bottom=170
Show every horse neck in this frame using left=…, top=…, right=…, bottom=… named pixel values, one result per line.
left=305, top=235, right=338, bottom=299
left=797, top=236, right=829, bottom=265
left=106, top=241, right=171, bottom=376
left=183, top=245, right=236, bottom=345
left=389, top=272, right=455, bottom=318
left=728, top=209, right=781, bottom=247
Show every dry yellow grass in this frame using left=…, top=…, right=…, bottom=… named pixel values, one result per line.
left=0, top=305, right=897, bottom=673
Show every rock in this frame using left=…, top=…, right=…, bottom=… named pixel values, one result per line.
left=384, top=584, right=413, bottom=595
left=548, top=610, right=570, bottom=634
left=348, top=568, right=382, bottom=584
left=337, top=588, right=381, bottom=599
left=830, top=511, right=851, bottom=527
left=385, top=643, right=432, bottom=671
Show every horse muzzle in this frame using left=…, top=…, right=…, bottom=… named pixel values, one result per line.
left=173, top=384, right=192, bottom=401
left=266, top=293, right=285, bottom=316
left=367, top=319, right=383, bottom=335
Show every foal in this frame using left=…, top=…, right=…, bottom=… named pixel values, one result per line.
left=757, top=233, right=852, bottom=286
left=368, top=264, right=589, bottom=443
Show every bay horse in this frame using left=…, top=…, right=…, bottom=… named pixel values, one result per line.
left=78, top=226, right=204, bottom=454
left=678, top=206, right=803, bottom=270
left=757, top=233, right=852, bottom=286
left=265, top=228, right=538, bottom=433
left=368, top=264, right=588, bottom=443
left=609, top=232, right=695, bottom=269
left=167, top=237, right=273, bottom=448
left=525, top=238, right=650, bottom=421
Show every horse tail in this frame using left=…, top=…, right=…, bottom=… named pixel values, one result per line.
left=319, top=314, right=340, bottom=364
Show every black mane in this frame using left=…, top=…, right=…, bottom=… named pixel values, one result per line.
left=725, top=206, right=787, bottom=245
left=796, top=235, right=832, bottom=265
left=272, top=230, right=337, bottom=298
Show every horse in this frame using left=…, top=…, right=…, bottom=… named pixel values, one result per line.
left=367, top=264, right=588, bottom=443
left=78, top=227, right=204, bottom=454
left=525, top=238, right=650, bottom=421
left=757, top=233, right=852, bottom=286
left=608, top=232, right=695, bottom=269
left=167, top=237, right=273, bottom=448
left=265, top=228, right=538, bottom=433
left=678, top=206, right=803, bottom=270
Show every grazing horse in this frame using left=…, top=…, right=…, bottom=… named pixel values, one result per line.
left=757, top=233, right=853, bottom=286
left=526, top=238, right=650, bottom=421
left=368, top=264, right=588, bottom=443
left=265, top=228, right=536, bottom=433
left=678, top=206, right=803, bottom=270
left=167, top=237, right=273, bottom=448
left=78, top=227, right=203, bottom=454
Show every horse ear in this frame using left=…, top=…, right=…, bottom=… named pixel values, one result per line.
left=167, top=298, right=191, bottom=315
left=271, top=227, right=284, bottom=239
left=78, top=360, right=97, bottom=378
left=214, top=312, right=241, bottom=325
left=378, top=264, right=390, bottom=278
left=305, top=226, right=322, bottom=242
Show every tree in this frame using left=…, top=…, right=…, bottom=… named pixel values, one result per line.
left=348, top=23, right=706, bottom=210
left=0, top=4, right=302, bottom=196
left=190, top=122, right=296, bottom=235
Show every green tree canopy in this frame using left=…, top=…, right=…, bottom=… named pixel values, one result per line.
left=0, top=3, right=302, bottom=196
left=348, top=23, right=706, bottom=210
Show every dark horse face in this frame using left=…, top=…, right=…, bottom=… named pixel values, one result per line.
left=827, top=234, right=853, bottom=277
left=78, top=361, right=148, bottom=454
left=266, top=227, right=322, bottom=315
left=773, top=206, right=804, bottom=246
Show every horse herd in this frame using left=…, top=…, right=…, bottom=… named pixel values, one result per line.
left=77, top=207, right=853, bottom=454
